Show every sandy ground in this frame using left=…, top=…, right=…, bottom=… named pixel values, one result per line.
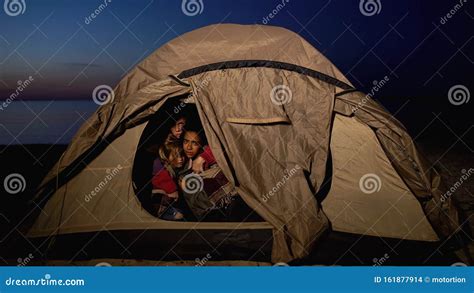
left=417, top=141, right=473, bottom=263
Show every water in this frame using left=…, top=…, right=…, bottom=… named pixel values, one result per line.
left=0, top=100, right=98, bottom=145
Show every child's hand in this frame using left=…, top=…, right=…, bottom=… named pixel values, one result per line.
left=192, top=156, right=206, bottom=173
left=168, top=191, right=179, bottom=199
left=180, top=178, right=186, bottom=191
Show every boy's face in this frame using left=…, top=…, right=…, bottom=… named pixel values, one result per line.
left=183, top=131, right=201, bottom=159
left=171, top=118, right=186, bottom=139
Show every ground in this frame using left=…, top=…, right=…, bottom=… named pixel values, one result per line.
left=0, top=138, right=472, bottom=266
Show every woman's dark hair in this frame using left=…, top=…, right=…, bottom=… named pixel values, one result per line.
left=184, top=115, right=208, bottom=146
left=153, top=100, right=187, bottom=146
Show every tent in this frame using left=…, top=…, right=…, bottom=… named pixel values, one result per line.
left=27, top=24, right=460, bottom=263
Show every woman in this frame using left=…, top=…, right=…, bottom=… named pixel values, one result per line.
left=182, top=128, right=216, bottom=172
left=179, top=126, right=235, bottom=221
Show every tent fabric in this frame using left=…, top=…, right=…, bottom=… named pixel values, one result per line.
left=191, top=68, right=334, bottom=261
left=112, top=24, right=353, bottom=102
left=28, top=24, right=460, bottom=263
left=36, top=77, right=191, bottom=200
left=333, top=91, right=460, bottom=238
left=323, top=114, right=438, bottom=241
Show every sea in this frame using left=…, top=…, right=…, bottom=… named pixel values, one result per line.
left=0, top=100, right=98, bottom=145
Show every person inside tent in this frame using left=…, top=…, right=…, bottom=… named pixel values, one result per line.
left=183, top=129, right=216, bottom=173
left=149, top=113, right=187, bottom=220
left=151, top=114, right=186, bottom=174
left=151, top=140, right=186, bottom=220
left=179, top=123, right=236, bottom=221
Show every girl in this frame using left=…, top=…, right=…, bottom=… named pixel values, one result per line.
left=152, top=140, right=185, bottom=220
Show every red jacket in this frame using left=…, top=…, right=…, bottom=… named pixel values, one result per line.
left=152, top=168, right=177, bottom=194
left=201, top=146, right=216, bottom=169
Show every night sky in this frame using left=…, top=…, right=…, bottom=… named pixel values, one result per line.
left=0, top=0, right=472, bottom=135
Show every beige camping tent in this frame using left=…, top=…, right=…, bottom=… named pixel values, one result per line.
left=28, top=24, right=460, bottom=263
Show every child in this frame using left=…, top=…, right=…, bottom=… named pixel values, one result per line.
left=180, top=128, right=235, bottom=220
left=182, top=128, right=216, bottom=173
left=168, top=116, right=186, bottom=141
left=152, top=140, right=185, bottom=221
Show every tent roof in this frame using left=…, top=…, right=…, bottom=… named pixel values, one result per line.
left=113, top=24, right=353, bottom=102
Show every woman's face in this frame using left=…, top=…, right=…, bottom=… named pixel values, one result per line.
left=183, top=131, right=201, bottom=159
left=170, top=118, right=186, bottom=139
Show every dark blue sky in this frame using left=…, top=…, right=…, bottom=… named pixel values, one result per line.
left=0, top=0, right=472, bottom=104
